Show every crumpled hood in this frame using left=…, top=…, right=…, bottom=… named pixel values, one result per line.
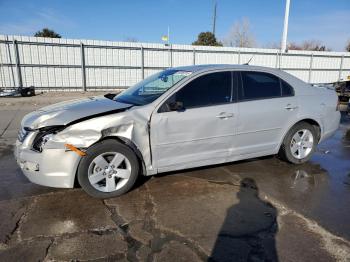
left=22, top=96, right=132, bottom=129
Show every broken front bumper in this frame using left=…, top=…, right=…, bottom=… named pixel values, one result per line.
left=15, top=140, right=81, bottom=188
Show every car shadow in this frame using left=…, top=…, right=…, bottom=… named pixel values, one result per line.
left=131, top=156, right=275, bottom=191
left=209, top=178, right=279, bottom=262
left=153, top=155, right=276, bottom=179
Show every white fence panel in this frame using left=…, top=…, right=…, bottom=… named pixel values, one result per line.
left=0, top=34, right=349, bottom=91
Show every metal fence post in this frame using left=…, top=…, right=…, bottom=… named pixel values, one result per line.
left=80, top=43, right=86, bottom=91
left=6, top=36, right=16, bottom=88
left=193, top=49, right=196, bottom=65
left=279, top=51, right=283, bottom=69
left=238, top=50, right=241, bottom=64
left=338, top=55, right=344, bottom=81
left=169, top=44, right=173, bottom=68
left=13, top=40, right=23, bottom=89
left=140, top=46, right=144, bottom=79
left=308, top=54, right=314, bottom=83
left=275, top=51, right=279, bottom=68
left=0, top=45, right=5, bottom=89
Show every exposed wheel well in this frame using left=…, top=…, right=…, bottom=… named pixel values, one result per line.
left=99, top=136, right=147, bottom=175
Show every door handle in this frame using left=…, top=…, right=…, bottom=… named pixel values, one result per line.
left=285, top=104, right=298, bottom=110
left=216, top=112, right=234, bottom=119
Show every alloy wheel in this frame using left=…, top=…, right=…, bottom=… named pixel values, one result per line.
left=87, top=152, right=131, bottom=192
left=290, top=129, right=314, bottom=159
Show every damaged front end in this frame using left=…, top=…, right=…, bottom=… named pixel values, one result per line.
left=15, top=95, right=154, bottom=189
left=14, top=126, right=82, bottom=188
left=31, top=125, right=65, bottom=152
left=15, top=69, right=193, bottom=191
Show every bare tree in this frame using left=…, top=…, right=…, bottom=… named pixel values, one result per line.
left=223, top=18, right=256, bottom=48
left=124, top=37, right=139, bottom=43
left=288, top=40, right=331, bottom=51
left=263, top=42, right=280, bottom=49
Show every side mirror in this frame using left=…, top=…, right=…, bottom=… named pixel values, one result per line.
left=168, top=101, right=185, bottom=112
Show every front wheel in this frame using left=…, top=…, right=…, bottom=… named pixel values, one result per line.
left=278, top=122, right=317, bottom=164
left=77, top=139, right=139, bottom=198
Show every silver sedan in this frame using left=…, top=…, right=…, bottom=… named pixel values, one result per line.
left=15, top=65, right=340, bottom=198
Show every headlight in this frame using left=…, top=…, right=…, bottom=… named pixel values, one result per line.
left=32, top=126, right=64, bottom=152
left=35, top=134, right=54, bottom=152
left=18, top=127, right=30, bottom=142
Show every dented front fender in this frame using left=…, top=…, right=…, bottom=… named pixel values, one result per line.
left=44, top=106, right=155, bottom=175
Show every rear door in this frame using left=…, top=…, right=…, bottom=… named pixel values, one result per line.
left=150, top=71, right=238, bottom=171
left=235, top=71, right=298, bottom=155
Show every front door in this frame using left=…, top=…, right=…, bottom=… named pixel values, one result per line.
left=150, top=71, right=238, bottom=171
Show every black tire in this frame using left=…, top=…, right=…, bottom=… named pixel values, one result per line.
left=77, top=139, right=139, bottom=198
left=278, top=122, right=317, bottom=164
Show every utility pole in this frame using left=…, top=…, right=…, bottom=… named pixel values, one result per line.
left=281, top=0, right=291, bottom=52
left=212, top=0, right=217, bottom=36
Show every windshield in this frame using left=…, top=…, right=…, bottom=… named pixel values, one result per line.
left=114, top=69, right=192, bottom=106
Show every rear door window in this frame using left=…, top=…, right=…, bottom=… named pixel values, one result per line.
left=240, top=71, right=282, bottom=100
left=281, top=79, right=294, bottom=96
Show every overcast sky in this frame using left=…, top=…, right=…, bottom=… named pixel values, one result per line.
left=0, top=0, right=349, bottom=51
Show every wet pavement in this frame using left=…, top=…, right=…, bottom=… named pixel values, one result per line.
left=0, top=93, right=349, bottom=261
left=226, top=116, right=350, bottom=241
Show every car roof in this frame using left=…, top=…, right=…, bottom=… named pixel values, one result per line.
left=171, top=64, right=277, bottom=73
left=171, top=64, right=307, bottom=86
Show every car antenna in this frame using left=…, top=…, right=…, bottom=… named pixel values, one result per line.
left=244, top=55, right=254, bottom=65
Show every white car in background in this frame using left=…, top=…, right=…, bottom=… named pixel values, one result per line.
left=15, top=65, right=340, bottom=198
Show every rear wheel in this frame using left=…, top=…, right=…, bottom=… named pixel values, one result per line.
left=77, top=139, right=139, bottom=198
left=279, top=122, right=317, bottom=164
